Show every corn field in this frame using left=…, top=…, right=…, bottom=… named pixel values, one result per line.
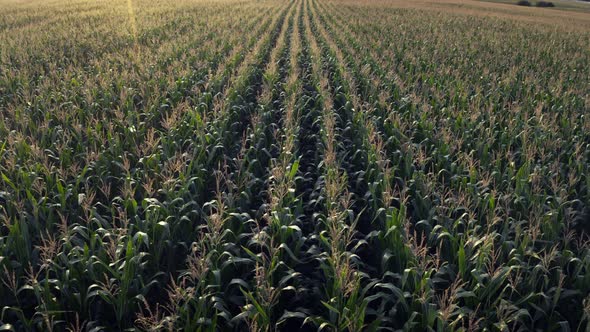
left=0, top=0, right=589, bottom=330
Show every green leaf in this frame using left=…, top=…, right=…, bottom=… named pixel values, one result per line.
left=1, top=173, right=16, bottom=191
left=288, top=159, right=300, bottom=181
left=241, top=289, right=269, bottom=322
left=458, top=241, right=466, bottom=278
left=321, top=300, right=340, bottom=314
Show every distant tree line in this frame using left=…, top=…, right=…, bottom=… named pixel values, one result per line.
left=516, top=0, right=555, bottom=7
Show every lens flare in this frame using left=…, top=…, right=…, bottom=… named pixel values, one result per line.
left=127, top=0, right=138, bottom=49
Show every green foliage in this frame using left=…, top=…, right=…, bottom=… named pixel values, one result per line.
left=0, top=0, right=589, bottom=330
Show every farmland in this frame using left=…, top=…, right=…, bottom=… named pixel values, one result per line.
left=1, top=0, right=590, bottom=330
